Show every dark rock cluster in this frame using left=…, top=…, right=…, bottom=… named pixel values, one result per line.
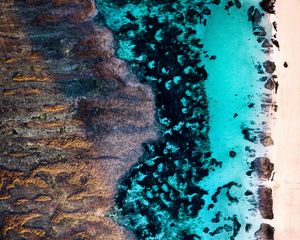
left=263, top=60, right=276, bottom=74
left=248, top=2, right=279, bottom=53
left=255, top=223, right=275, bottom=240
left=260, top=136, right=274, bottom=146
left=247, top=3, right=276, bottom=239
left=258, top=187, right=274, bottom=219
left=224, top=0, right=242, bottom=10
left=260, top=0, right=276, bottom=14
left=250, top=157, right=274, bottom=180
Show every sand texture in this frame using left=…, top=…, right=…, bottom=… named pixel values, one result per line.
left=270, top=0, right=300, bottom=239
left=0, top=1, right=156, bottom=239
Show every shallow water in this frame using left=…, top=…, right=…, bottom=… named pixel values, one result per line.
left=95, top=0, right=271, bottom=239
left=201, top=1, right=270, bottom=239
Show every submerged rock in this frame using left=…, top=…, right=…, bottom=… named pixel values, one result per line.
left=245, top=223, right=252, bottom=232
left=241, top=127, right=258, bottom=143
left=234, top=0, right=242, bottom=9
left=229, top=150, right=237, bottom=158
left=248, top=6, right=262, bottom=24
left=253, top=26, right=267, bottom=36
left=262, top=39, right=273, bottom=48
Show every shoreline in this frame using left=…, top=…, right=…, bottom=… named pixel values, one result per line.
left=269, top=0, right=300, bottom=239
left=203, top=2, right=276, bottom=239
left=247, top=2, right=277, bottom=238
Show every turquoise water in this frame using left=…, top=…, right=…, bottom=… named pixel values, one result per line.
left=201, top=1, right=270, bottom=239
left=94, top=0, right=271, bottom=239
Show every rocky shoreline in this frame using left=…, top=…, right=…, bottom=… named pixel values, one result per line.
left=248, top=1, right=277, bottom=239
left=255, top=223, right=275, bottom=240
left=0, top=0, right=157, bottom=239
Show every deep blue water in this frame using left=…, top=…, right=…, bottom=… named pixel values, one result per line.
left=94, top=0, right=272, bottom=239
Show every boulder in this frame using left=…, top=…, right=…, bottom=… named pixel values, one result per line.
left=260, top=0, right=276, bottom=14
left=251, top=157, right=274, bottom=180
left=261, top=136, right=274, bottom=146
left=264, top=78, right=275, bottom=90
left=234, top=0, right=242, bottom=9
left=271, top=38, right=280, bottom=49
left=254, top=223, right=275, bottom=240
left=262, top=39, right=273, bottom=48
left=258, top=186, right=274, bottom=219
left=247, top=7, right=262, bottom=24
left=263, top=60, right=276, bottom=74
left=253, top=26, right=267, bottom=36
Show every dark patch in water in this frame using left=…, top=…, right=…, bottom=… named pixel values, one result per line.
left=93, top=0, right=261, bottom=239
left=229, top=150, right=237, bottom=158
left=248, top=103, right=255, bottom=108
left=211, top=182, right=240, bottom=203
left=241, top=127, right=258, bottom=143
left=245, top=223, right=252, bottom=232
left=245, top=190, right=253, bottom=196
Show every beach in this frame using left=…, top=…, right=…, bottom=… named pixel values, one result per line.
left=270, top=0, right=300, bottom=239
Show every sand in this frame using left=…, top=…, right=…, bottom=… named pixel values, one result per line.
left=269, top=1, right=300, bottom=239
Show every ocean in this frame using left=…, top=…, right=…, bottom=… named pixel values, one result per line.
left=95, top=0, right=272, bottom=239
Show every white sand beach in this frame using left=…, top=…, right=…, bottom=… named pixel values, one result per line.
left=270, top=1, right=300, bottom=239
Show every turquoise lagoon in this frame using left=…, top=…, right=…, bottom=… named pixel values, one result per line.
left=95, top=0, right=272, bottom=239
left=202, top=1, right=271, bottom=239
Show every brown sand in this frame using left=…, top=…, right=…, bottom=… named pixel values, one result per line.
left=270, top=1, right=300, bottom=239
left=0, top=1, right=156, bottom=239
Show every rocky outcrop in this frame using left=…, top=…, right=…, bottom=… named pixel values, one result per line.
left=262, top=39, right=273, bottom=48
left=248, top=6, right=262, bottom=24
left=0, top=0, right=157, bottom=239
left=261, top=136, right=274, bottom=146
left=263, top=61, right=276, bottom=74
left=258, top=187, right=274, bottom=219
left=260, top=0, right=276, bottom=14
left=264, top=78, right=275, bottom=90
left=247, top=2, right=276, bottom=238
left=251, top=157, right=274, bottom=180
left=255, top=223, right=275, bottom=240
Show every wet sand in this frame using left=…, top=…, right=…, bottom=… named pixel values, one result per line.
left=270, top=0, right=300, bottom=239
